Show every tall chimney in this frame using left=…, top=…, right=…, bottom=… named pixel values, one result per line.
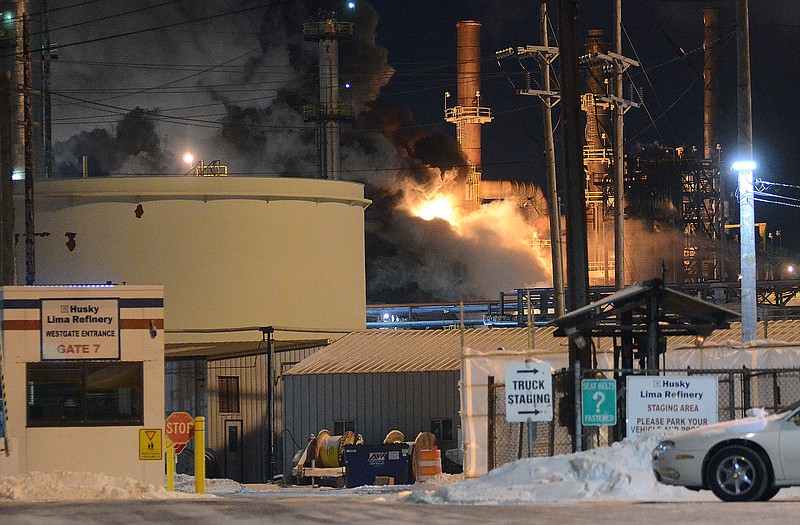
left=457, top=20, right=482, bottom=170
left=703, top=7, right=720, bottom=160
left=446, top=21, right=492, bottom=209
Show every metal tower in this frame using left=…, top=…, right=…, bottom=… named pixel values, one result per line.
left=579, top=29, right=639, bottom=285
left=303, top=11, right=353, bottom=180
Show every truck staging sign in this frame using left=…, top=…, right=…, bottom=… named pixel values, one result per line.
left=626, top=375, right=718, bottom=435
left=505, top=360, right=553, bottom=422
left=41, top=298, right=120, bottom=360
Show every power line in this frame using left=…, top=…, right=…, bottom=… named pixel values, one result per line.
left=47, top=0, right=183, bottom=34
left=1, top=1, right=284, bottom=59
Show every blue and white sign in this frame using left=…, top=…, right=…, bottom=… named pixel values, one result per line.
left=626, top=375, right=718, bottom=435
left=505, top=361, right=552, bottom=422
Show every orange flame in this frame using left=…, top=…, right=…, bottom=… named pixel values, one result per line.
left=398, top=170, right=554, bottom=288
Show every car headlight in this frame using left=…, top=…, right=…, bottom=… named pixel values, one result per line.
left=652, top=440, right=674, bottom=460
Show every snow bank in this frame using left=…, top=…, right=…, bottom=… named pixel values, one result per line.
left=406, top=431, right=712, bottom=504
left=0, top=471, right=219, bottom=502
left=0, top=432, right=725, bottom=504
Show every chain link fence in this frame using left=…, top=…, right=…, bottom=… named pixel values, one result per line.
left=487, top=367, right=800, bottom=471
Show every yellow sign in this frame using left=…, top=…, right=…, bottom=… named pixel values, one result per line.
left=139, top=429, right=163, bottom=460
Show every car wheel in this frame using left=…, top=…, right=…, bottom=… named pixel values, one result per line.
left=707, top=446, right=770, bottom=502
left=758, top=485, right=781, bottom=501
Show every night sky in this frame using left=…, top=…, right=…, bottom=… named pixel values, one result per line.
left=44, top=1, right=800, bottom=301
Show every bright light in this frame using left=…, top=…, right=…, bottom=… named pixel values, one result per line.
left=11, top=169, right=23, bottom=181
left=788, top=265, right=795, bottom=274
left=347, top=2, right=355, bottom=9
left=182, top=152, right=194, bottom=165
left=413, top=195, right=457, bottom=223
left=344, top=82, right=351, bottom=89
left=732, top=160, right=756, bottom=172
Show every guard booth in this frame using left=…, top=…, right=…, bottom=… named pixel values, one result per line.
left=0, top=285, right=165, bottom=485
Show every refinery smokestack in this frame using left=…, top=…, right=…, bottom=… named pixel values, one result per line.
left=703, top=7, right=720, bottom=160
left=457, top=20, right=482, bottom=170
left=445, top=21, right=492, bottom=208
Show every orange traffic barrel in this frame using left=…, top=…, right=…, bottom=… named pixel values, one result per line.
left=416, top=446, right=442, bottom=481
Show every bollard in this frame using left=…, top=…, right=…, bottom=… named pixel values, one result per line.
left=166, top=440, right=175, bottom=491
left=194, top=416, right=205, bottom=494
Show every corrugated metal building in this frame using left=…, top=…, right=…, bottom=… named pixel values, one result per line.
left=165, top=337, right=330, bottom=483
left=281, top=327, right=543, bottom=477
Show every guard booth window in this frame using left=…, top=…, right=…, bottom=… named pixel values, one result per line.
left=27, top=362, right=143, bottom=427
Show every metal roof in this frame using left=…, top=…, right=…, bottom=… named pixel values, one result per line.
left=284, top=328, right=549, bottom=375
left=284, top=320, right=800, bottom=376
left=165, top=339, right=331, bottom=361
left=551, top=279, right=740, bottom=338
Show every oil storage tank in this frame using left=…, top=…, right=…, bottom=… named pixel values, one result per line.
left=13, top=176, right=371, bottom=341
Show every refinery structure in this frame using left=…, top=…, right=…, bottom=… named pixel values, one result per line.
left=0, top=3, right=774, bottom=304
left=445, top=14, right=726, bottom=293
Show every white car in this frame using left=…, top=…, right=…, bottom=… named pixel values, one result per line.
left=652, top=402, right=800, bottom=502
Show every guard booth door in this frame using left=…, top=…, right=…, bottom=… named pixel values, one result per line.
left=224, top=419, right=243, bottom=481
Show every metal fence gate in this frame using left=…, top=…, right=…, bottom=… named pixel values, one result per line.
left=487, top=367, right=800, bottom=471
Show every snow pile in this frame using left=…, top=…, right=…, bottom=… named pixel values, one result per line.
left=0, top=471, right=208, bottom=502
left=0, top=432, right=770, bottom=504
left=173, top=473, right=246, bottom=495
left=406, top=431, right=710, bottom=505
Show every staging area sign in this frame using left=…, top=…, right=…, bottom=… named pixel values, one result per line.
left=505, top=360, right=553, bottom=422
left=41, top=298, right=120, bottom=360
left=626, top=375, right=718, bottom=435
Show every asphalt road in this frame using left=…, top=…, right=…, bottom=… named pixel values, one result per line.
left=2, top=496, right=800, bottom=525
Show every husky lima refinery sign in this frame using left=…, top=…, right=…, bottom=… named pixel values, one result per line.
left=41, top=298, right=121, bottom=360
left=626, top=375, right=718, bottom=435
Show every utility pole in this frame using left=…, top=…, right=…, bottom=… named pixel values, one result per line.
left=23, top=12, right=35, bottom=285
left=613, top=0, right=624, bottom=289
left=493, top=3, right=565, bottom=318
left=0, top=5, right=16, bottom=285
left=1, top=71, right=12, bottom=285
left=41, top=0, right=53, bottom=179
left=736, top=0, right=756, bottom=342
left=558, top=0, right=591, bottom=365
left=540, top=2, right=565, bottom=317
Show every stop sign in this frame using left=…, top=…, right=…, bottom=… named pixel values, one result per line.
left=165, top=412, right=194, bottom=454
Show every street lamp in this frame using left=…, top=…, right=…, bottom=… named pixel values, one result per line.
left=732, top=159, right=756, bottom=342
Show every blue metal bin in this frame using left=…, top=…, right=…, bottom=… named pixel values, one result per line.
left=343, top=444, right=411, bottom=487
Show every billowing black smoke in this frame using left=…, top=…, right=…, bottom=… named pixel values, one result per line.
left=53, top=107, right=172, bottom=177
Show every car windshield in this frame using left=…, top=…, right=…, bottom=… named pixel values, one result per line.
left=774, top=398, right=800, bottom=418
